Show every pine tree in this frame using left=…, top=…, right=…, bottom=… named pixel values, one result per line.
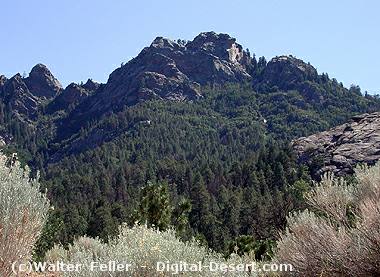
left=136, top=181, right=173, bottom=231
left=87, top=202, right=119, bottom=242
left=189, top=173, right=216, bottom=245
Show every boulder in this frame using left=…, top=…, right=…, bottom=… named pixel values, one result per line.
left=293, top=112, right=380, bottom=176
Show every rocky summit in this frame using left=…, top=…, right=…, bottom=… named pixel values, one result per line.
left=0, top=74, right=40, bottom=119
left=255, top=55, right=318, bottom=90
left=70, top=32, right=254, bottom=119
left=0, top=64, right=62, bottom=120
left=62, top=32, right=324, bottom=132
left=293, top=112, right=380, bottom=176
left=24, top=63, right=62, bottom=99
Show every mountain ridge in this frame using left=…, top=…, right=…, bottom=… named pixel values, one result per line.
left=0, top=32, right=330, bottom=119
left=1, top=31, right=379, bottom=161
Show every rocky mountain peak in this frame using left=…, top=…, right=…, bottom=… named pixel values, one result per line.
left=150, top=37, right=182, bottom=50
left=1, top=73, right=39, bottom=118
left=82, top=79, right=100, bottom=92
left=270, top=55, right=317, bottom=74
left=29, top=63, right=50, bottom=74
left=293, top=112, right=380, bottom=177
left=58, top=32, right=253, bottom=133
left=187, top=32, right=248, bottom=64
left=5, top=73, right=27, bottom=93
left=61, top=83, right=89, bottom=102
left=0, top=65, right=64, bottom=120
left=80, top=32, right=253, bottom=116
left=253, top=55, right=320, bottom=93
left=265, top=55, right=318, bottom=87
left=25, top=63, right=62, bottom=98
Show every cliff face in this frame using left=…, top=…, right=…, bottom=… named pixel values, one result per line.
left=47, top=79, right=99, bottom=113
left=293, top=112, right=380, bottom=176
left=0, top=74, right=40, bottom=119
left=258, top=55, right=318, bottom=90
left=0, top=64, right=62, bottom=120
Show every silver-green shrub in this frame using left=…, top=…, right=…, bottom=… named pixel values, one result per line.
left=0, top=153, right=50, bottom=277
left=275, top=162, right=380, bottom=276
left=46, top=224, right=269, bottom=276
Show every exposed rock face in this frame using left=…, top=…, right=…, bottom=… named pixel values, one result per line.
left=0, top=64, right=64, bottom=119
left=0, top=75, right=7, bottom=87
left=293, top=112, right=380, bottom=176
left=184, top=32, right=252, bottom=82
left=47, top=80, right=99, bottom=113
left=25, top=64, right=62, bottom=98
left=72, top=32, right=253, bottom=118
left=0, top=74, right=40, bottom=118
left=82, top=79, right=100, bottom=92
left=255, top=55, right=318, bottom=91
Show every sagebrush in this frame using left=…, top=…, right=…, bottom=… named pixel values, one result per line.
left=0, top=153, right=50, bottom=277
left=46, top=224, right=275, bottom=276
left=275, top=162, right=380, bottom=276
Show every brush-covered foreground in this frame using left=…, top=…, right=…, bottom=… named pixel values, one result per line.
left=46, top=224, right=270, bottom=277
left=276, top=162, right=380, bottom=276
